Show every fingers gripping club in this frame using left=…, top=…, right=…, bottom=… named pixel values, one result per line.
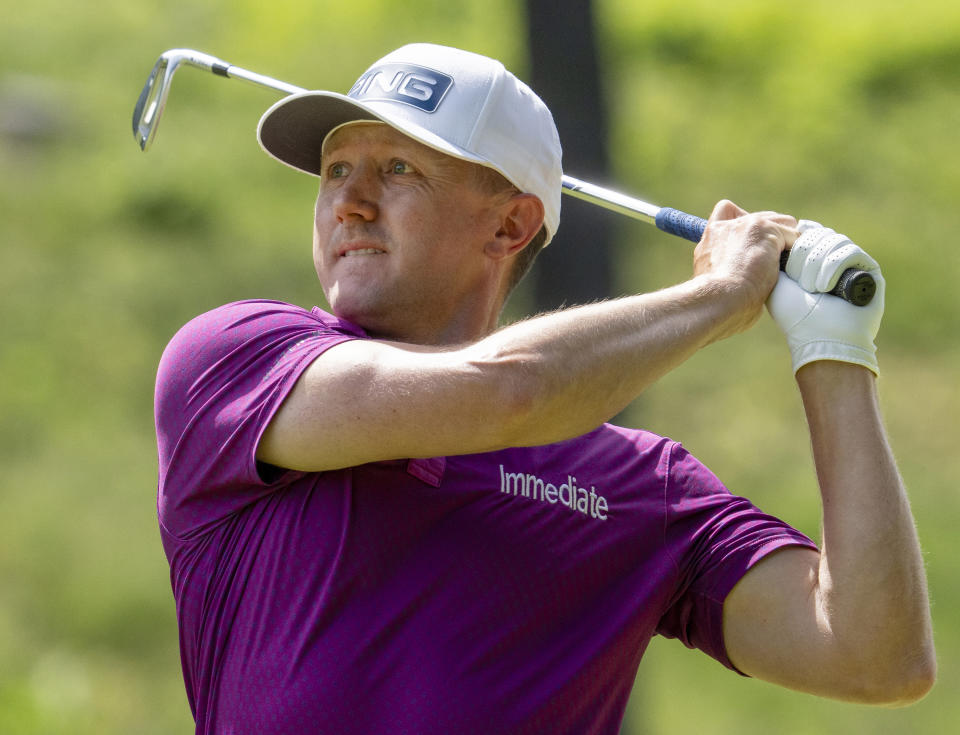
left=652, top=208, right=876, bottom=306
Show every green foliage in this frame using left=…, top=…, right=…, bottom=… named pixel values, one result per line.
left=1, top=1, right=956, bottom=732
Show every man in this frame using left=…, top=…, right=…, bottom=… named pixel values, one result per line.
left=155, top=44, right=935, bottom=734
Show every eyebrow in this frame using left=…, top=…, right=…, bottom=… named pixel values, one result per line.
left=320, top=127, right=478, bottom=182
left=322, top=126, right=411, bottom=157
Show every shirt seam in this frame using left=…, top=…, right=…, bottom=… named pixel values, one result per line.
left=661, top=440, right=682, bottom=581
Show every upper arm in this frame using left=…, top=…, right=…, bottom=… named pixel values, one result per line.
left=722, top=546, right=832, bottom=691
left=721, top=544, right=919, bottom=704
left=256, top=338, right=529, bottom=472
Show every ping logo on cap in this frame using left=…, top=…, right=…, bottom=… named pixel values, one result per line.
left=348, top=63, right=453, bottom=113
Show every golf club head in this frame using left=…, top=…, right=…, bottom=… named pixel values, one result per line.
left=132, top=49, right=228, bottom=151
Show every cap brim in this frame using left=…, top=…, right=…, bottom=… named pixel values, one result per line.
left=257, top=92, right=375, bottom=176
left=257, top=91, right=496, bottom=178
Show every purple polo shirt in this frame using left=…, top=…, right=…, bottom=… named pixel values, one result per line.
left=155, top=300, right=817, bottom=735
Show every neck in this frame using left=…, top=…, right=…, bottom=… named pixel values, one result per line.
left=364, top=293, right=505, bottom=346
left=330, top=259, right=513, bottom=346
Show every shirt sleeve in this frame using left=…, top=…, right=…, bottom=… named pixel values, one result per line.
left=155, top=300, right=359, bottom=539
left=654, top=441, right=819, bottom=673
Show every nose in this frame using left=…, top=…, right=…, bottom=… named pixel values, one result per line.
left=332, top=165, right=380, bottom=223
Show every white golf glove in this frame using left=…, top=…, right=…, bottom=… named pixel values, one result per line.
left=766, top=220, right=885, bottom=375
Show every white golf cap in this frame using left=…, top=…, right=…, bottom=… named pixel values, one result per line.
left=257, top=43, right=562, bottom=242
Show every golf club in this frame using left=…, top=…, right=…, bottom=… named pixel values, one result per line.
left=132, top=48, right=875, bottom=306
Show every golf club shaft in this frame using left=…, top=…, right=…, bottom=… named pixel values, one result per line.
left=210, top=60, right=305, bottom=96
left=134, top=50, right=875, bottom=306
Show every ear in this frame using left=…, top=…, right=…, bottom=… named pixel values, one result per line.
left=484, top=193, right=545, bottom=261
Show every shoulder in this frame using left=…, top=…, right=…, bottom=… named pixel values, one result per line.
left=519, top=423, right=677, bottom=470
left=589, top=422, right=677, bottom=469
left=498, top=422, right=677, bottom=489
left=159, top=300, right=360, bottom=370
left=581, top=424, right=725, bottom=501
left=155, top=300, right=366, bottom=409
left=164, top=300, right=361, bottom=348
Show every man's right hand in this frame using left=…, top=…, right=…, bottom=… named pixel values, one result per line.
left=692, top=200, right=799, bottom=340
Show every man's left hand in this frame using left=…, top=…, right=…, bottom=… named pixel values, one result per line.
left=767, top=222, right=885, bottom=375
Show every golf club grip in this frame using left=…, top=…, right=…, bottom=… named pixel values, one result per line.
left=654, top=208, right=875, bottom=306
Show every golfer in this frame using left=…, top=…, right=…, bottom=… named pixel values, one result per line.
left=155, top=43, right=935, bottom=734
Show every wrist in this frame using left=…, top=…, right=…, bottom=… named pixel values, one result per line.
left=795, top=360, right=886, bottom=497
left=688, top=273, right=768, bottom=343
left=791, top=340, right=879, bottom=376
left=796, top=360, right=878, bottom=409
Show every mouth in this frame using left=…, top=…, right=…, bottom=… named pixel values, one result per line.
left=341, top=247, right=386, bottom=258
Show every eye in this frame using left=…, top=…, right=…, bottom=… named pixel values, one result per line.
left=389, top=159, right=415, bottom=175
left=327, top=162, right=348, bottom=178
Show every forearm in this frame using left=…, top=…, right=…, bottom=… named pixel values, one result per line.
left=467, top=275, right=750, bottom=446
left=798, top=362, right=935, bottom=697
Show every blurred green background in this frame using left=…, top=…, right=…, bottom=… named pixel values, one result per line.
left=1, top=0, right=957, bottom=732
